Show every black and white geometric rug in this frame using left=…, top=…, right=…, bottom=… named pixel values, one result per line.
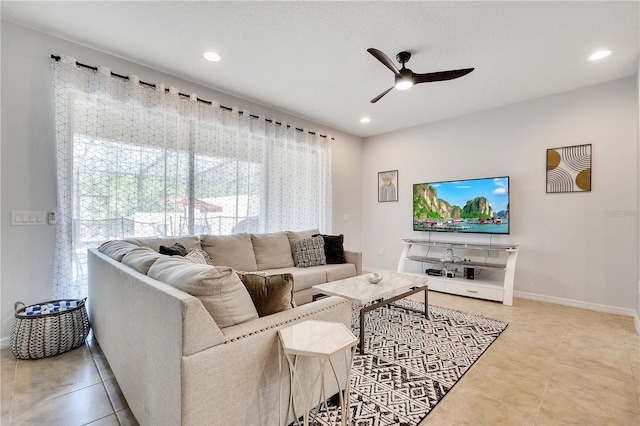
left=313, top=300, right=508, bottom=425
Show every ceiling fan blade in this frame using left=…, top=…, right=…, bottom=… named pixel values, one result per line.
left=413, top=68, right=474, bottom=84
left=367, top=48, right=400, bottom=75
left=370, top=86, right=395, bottom=103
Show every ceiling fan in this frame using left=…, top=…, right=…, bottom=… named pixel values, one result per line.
left=367, top=48, right=474, bottom=103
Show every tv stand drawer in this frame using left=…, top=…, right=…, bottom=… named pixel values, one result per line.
left=446, top=281, right=503, bottom=302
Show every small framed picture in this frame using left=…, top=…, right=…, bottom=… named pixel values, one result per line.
left=378, top=170, right=398, bottom=202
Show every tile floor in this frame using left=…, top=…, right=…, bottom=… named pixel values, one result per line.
left=1, top=291, right=639, bottom=425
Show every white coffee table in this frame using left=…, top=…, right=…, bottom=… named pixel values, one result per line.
left=278, top=320, right=358, bottom=426
left=312, top=271, right=428, bottom=355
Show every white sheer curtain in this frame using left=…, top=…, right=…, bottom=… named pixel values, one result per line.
left=51, top=56, right=332, bottom=298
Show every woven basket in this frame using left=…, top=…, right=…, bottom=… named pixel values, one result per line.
left=10, top=298, right=91, bottom=360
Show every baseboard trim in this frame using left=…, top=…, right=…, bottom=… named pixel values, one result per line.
left=1, top=336, right=10, bottom=350
left=514, top=290, right=637, bottom=318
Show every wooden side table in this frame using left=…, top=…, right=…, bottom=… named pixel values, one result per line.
left=278, top=320, right=357, bottom=426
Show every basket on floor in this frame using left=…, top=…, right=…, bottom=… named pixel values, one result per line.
left=10, top=298, right=91, bottom=360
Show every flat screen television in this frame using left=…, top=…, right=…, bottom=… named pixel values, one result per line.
left=413, top=176, right=510, bottom=234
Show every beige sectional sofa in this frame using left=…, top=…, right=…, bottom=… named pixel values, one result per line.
left=87, top=231, right=361, bottom=425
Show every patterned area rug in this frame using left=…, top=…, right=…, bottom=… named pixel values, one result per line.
left=312, top=300, right=508, bottom=425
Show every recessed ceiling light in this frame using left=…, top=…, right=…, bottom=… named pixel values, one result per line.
left=360, top=117, right=371, bottom=123
left=203, top=51, right=222, bottom=62
left=588, top=50, right=611, bottom=61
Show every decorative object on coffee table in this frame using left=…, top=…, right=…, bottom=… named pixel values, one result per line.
left=278, top=320, right=357, bottom=426
left=366, top=272, right=382, bottom=284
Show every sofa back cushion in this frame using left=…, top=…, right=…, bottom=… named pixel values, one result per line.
left=148, top=256, right=259, bottom=328
left=98, top=241, right=139, bottom=262
left=251, top=232, right=295, bottom=270
left=123, top=236, right=201, bottom=253
left=200, top=234, right=258, bottom=271
left=121, top=247, right=163, bottom=275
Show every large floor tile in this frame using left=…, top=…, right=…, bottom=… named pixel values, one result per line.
left=9, top=382, right=113, bottom=425
left=11, top=348, right=102, bottom=412
left=537, top=385, right=640, bottom=425
left=421, top=386, right=536, bottom=425
left=547, top=362, right=639, bottom=414
left=460, top=362, right=547, bottom=415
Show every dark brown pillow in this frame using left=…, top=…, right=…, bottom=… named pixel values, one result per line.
left=237, top=272, right=296, bottom=317
left=313, top=234, right=347, bottom=264
left=159, top=242, right=188, bottom=256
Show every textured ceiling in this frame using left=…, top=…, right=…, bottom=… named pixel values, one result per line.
left=2, top=1, right=639, bottom=138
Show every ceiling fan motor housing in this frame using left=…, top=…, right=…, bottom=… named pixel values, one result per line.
left=396, top=51, right=412, bottom=65
left=395, top=68, right=414, bottom=86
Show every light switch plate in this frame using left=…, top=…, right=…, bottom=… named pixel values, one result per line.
left=11, top=211, right=47, bottom=226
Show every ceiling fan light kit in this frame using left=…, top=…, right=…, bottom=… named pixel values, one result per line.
left=367, top=48, right=474, bottom=103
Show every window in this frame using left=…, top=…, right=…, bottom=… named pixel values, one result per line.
left=52, top=56, right=331, bottom=298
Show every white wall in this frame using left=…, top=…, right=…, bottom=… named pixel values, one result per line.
left=363, top=77, right=639, bottom=314
left=0, top=21, right=363, bottom=343
left=637, top=59, right=640, bottom=332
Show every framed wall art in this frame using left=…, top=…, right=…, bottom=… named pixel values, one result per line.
left=546, top=144, right=591, bottom=193
left=378, top=170, right=398, bottom=202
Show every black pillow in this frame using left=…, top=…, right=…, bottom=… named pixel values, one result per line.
left=159, top=242, right=188, bottom=257
left=313, top=234, right=347, bottom=264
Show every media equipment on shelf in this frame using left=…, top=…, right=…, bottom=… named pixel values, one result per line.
left=464, top=267, right=475, bottom=280
left=412, top=176, right=510, bottom=235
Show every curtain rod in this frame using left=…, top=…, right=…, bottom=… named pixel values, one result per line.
left=50, top=54, right=334, bottom=140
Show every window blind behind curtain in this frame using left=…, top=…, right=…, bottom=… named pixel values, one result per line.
left=51, top=56, right=332, bottom=299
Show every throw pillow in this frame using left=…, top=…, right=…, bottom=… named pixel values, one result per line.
left=159, top=242, right=188, bottom=256
left=293, top=236, right=326, bottom=268
left=313, top=234, right=347, bottom=264
left=286, top=229, right=321, bottom=263
left=148, top=257, right=259, bottom=328
left=184, top=248, right=213, bottom=265
left=237, top=272, right=296, bottom=317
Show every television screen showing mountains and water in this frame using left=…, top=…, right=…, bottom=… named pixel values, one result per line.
left=413, top=176, right=510, bottom=234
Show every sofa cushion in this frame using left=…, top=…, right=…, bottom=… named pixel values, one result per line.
left=184, top=248, right=213, bottom=265
left=159, top=242, right=188, bottom=256
left=262, top=266, right=328, bottom=292
left=293, top=236, right=326, bottom=268
left=121, top=247, right=163, bottom=275
left=123, top=236, right=201, bottom=252
left=98, top=241, right=139, bottom=261
left=286, top=229, right=320, bottom=264
left=323, top=263, right=357, bottom=282
left=314, top=234, right=347, bottom=264
left=200, top=234, right=258, bottom=271
left=251, top=232, right=295, bottom=270
left=237, top=272, right=296, bottom=317
left=147, top=256, right=258, bottom=328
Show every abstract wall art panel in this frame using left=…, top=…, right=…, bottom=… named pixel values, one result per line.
left=546, top=144, right=592, bottom=193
